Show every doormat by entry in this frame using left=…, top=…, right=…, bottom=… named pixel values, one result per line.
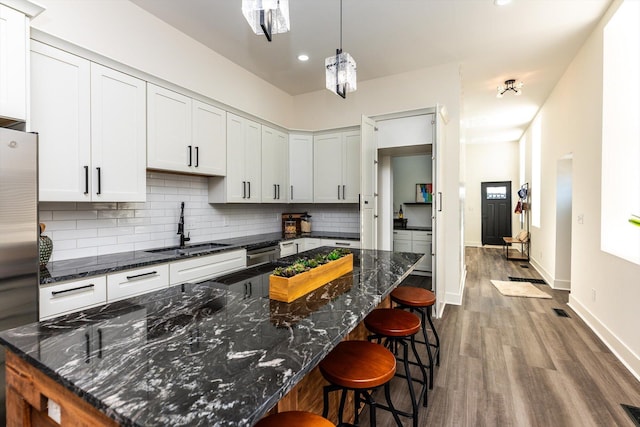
left=509, top=276, right=547, bottom=285
left=491, top=280, right=552, bottom=299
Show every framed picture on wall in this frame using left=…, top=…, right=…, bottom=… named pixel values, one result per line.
left=416, top=183, right=432, bottom=203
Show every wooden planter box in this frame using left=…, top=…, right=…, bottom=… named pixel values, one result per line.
left=269, top=254, right=354, bottom=303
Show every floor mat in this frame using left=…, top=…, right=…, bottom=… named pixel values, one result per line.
left=491, top=280, right=552, bottom=299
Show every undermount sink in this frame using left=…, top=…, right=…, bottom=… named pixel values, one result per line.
left=145, top=242, right=231, bottom=256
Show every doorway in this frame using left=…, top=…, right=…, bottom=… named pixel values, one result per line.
left=554, top=156, right=572, bottom=290
left=481, top=181, right=512, bottom=245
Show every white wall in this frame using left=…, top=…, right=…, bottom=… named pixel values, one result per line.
left=554, top=157, right=572, bottom=289
left=30, top=0, right=293, bottom=128
left=392, top=155, right=433, bottom=228
left=521, top=0, right=640, bottom=379
left=464, top=141, right=520, bottom=247
left=40, top=172, right=359, bottom=261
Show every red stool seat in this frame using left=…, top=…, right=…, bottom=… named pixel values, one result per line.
left=255, top=411, right=335, bottom=427
left=319, top=340, right=396, bottom=389
left=391, top=287, right=436, bottom=307
left=364, top=308, right=421, bottom=337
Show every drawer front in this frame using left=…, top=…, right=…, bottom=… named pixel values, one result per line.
left=279, top=240, right=297, bottom=257
left=169, top=249, right=246, bottom=285
left=107, top=264, right=169, bottom=302
left=322, top=239, right=361, bottom=249
left=39, top=276, right=107, bottom=320
left=412, top=231, right=432, bottom=242
left=393, top=239, right=412, bottom=252
left=392, top=230, right=412, bottom=241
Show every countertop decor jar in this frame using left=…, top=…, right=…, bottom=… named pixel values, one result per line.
left=39, top=223, right=53, bottom=266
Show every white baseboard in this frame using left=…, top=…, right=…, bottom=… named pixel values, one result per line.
left=553, top=278, right=571, bottom=290
left=529, top=257, right=553, bottom=285
left=444, top=266, right=466, bottom=307
left=568, top=295, right=640, bottom=382
left=465, top=241, right=482, bottom=247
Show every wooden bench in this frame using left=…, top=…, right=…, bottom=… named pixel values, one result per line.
left=503, top=230, right=530, bottom=261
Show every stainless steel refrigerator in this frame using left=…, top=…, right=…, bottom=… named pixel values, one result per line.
left=0, top=127, right=39, bottom=423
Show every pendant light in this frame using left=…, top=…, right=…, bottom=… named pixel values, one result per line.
left=325, top=0, right=357, bottom=98
left=242, top=0, right=290, bottom=42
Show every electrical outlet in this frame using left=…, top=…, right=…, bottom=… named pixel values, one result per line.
left=48, top=398, right=61, bottom=424
left=591, top=288, right=596, bottom=302
left=577, top=214, right=584, bottom=224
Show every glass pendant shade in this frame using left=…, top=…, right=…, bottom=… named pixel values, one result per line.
left=242, top=0, right=290, bottom=41
left=325, top=49, right=357, bottom=98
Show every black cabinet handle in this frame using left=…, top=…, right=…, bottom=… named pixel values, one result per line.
left=52, top=284, right=95, bottom=296
left=242, top=181, right=246, bottom=199
left=126, top=271, right=157, bottom=280
left=188, top=145, right=192, bottom=167
left=195, top=146, right=199, bottom=167
left=97, top=329, right=103, bottom=359
left=338, top=185, right=340, bottom=200
left=274, top=184, right=277, bottom=200
left=248, top=181, right=251, bottom=199
left=84, top=166, right=89, bottom=195
left=343, top=185, right=346, bottom=199
left=96, top=167, right=101, bottom=195
left=85, top=333, right=91, bottom=364
left=291, top=185, right=293, bottom=200
left=277, top=184, right=280, bottom=199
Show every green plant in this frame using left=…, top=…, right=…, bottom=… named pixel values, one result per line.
left=272, top=248, right=351, bottom=277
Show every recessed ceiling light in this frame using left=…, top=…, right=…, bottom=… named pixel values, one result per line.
left=494, top=0, right=512, bottom=5
left=297, top=54, right=309, bottom=62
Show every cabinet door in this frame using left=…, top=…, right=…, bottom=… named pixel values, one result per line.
left=342, top=130, right=361, bottom=203
left=244, top=119, right=262, bottom=202
left=225, top=113, right=248, bottom=202
left=91, top=63, right=146, bottom=201
left=261, top=126, right=287, bottom=203
left=147, top=83, right=192, bottom=173
left=31, top=41, right=91, bottom=202
left=106, top=264, right=168, bottom=302
left=393, top=239, right=412, bottom=252
left=279, top=240, right=297, bottom=257
left=39, top=276, right=107, bottom=320
left=313, top=133, right=343, bottom=203
left=289, top=133, right=314, bottom=203
left=411, top=240, right=431, bottom=272
left=0, top=5, right=26, bottom=121
left=192, top=99, right=226, bottom=176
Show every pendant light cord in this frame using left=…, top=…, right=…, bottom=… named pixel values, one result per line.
left=340, top=0, right=343, bottom=50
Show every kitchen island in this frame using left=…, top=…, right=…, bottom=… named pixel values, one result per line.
left=1, top=249, right=423, bottom=426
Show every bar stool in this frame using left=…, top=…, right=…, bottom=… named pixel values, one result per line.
left=255, top=411, right=335, bottom=427
left=319, top=340, right=403, bottom=427
left=390, top=287, right=441, bottom=390
left=364, top=308, right=428, bottom=427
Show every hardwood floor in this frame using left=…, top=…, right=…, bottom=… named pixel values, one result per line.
left=359, top=247, right=640, bottom=426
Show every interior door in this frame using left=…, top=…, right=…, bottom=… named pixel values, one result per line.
left=481, top=181, right=512, bottom=245
left=360, top=116, right=377, bottom=249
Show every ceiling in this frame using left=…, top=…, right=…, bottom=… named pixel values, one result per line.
left=129, top=0, right=611, bottom=144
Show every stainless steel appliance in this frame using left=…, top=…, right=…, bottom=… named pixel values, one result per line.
left=0, top=128, right=39, bottom=423
left=246, top=244, right=281, bottom=267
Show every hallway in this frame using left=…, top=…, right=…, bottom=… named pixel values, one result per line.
left=360, top=247, right=640, bottom=426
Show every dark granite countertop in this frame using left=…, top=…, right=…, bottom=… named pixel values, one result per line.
left=1, top=249, right=421, bottom=427
left=394, top=226, right=432, bottom=232
left=40, top=231, right=360, bottom=285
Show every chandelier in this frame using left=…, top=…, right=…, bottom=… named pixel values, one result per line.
left=325, top=0, right=357, bottom=98
left=497, top=79, right=523, bottom=98
left=242, top=0, right=290, bottom=42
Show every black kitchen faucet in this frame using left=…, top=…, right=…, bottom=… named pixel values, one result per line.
left=177, top=201, right=190, bottom=247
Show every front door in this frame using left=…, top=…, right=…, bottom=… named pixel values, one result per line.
left=481, top=181, right=512, bottom=245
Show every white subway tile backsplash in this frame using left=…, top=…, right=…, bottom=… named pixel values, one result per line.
left=39, top=171, right=359, bottom=261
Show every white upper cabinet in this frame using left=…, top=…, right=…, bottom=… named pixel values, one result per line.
left=31, top=41, right=146, bottom=202
left=314, top=130, right=360, bottom=203
left=261, top=125, right=288, bottom=203
left=31, top=41, right=91, bottom=201
left=147, top=84, right=226, bottom=176
left=0, top=4, right=27, bottom=123
left=209, top=113, right=261, bottom=203
left=288, top=133, right=313, bottom=203
left=90, top=63, right=146, bottom=202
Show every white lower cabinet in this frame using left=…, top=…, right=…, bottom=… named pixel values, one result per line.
left=279, top=240, right=299, bottom=257
left=227, top=275, right=267, bottom=299
left=393, top=230, right=412, bottom=252
left=393, top=230, right=432, bottom=274
left=39, top=276, right=107, bottom=321
left=300, top=238, right=322, bottom=252
left=169, top=249, right=247, bottom=285
left=107, top=264, right=169, bottom=302
left=321, top=239, right=361, bottom=249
